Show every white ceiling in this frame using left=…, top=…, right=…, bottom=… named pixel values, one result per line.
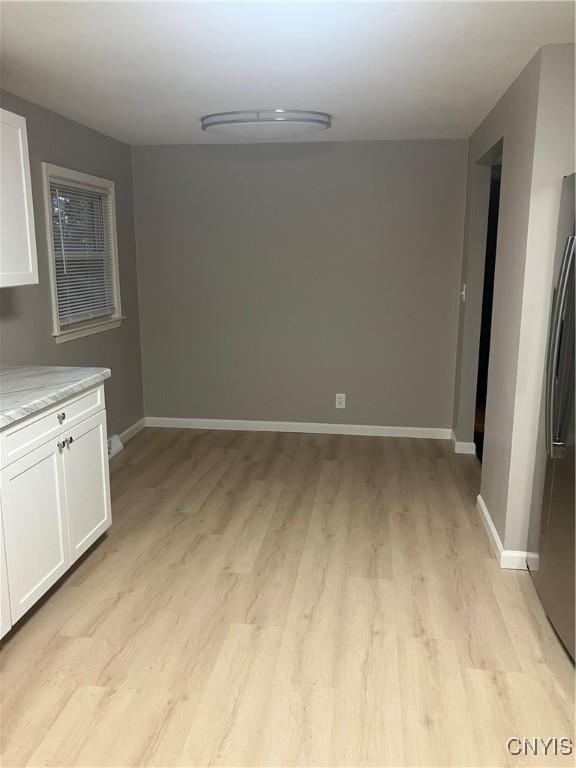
left=1, top=1, right=573, bottom=145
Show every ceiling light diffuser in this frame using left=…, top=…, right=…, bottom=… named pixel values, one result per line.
left=201, top=110, right=332, bottom=139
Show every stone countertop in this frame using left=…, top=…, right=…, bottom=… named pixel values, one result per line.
left=0, top=366, right=111, bottom=429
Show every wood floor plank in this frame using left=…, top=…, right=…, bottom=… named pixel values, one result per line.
left=217, top=479, right=283, bottom=574
left=484, top=558, right=575, bottom=709
left=331, top=576, right=402, bottom=767
left=346, top=464, right=393, bottom=579
left=429, top=555, right=522, bottom=672
left=273, top=460, right=350, bottom=688
left=397, top=636, right=478, bottom=767
left=177, top=623, right=281, bottom=767
left=463, top=668, right=574, bottom=767
left=237, top=461, right=316, bottom=626
left=25, top=685, right=116, bottom=767
left=418, top=456, right=472, bottom=529
left=257, top=682, right=334, bottom=767
left=1, top=682, right=75, bottom=767
left=28, top=685, right=172, bottom=768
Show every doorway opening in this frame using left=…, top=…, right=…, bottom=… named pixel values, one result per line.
left=474, top=164, right=501, bottom=461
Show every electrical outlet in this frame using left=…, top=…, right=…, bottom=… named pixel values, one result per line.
left=335, top=393, right=346, bottom=409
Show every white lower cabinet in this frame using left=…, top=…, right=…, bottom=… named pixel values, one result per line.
left=0, top=385, right=111, bottom=637
left=64, top=411, right=111, bottom=563
left=1, top=440, right=69, bottom=622
left=0, top=511, right=12, bottom=637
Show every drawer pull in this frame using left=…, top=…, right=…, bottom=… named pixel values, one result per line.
left=57, top=412, right=66, bottom=423
left=68, top=436, right=74, bottom=445
left=57, top=440, right=66, bottom=450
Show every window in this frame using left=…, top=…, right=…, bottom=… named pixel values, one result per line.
left=42, top=163, right=122, bottom=342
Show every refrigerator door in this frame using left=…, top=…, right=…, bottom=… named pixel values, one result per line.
left=529, top=173, right=575, bottom=661
left=536, top=252, right=574, bottom=659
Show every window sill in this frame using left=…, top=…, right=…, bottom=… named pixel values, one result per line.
left=53, top=317, right=124, bottom=344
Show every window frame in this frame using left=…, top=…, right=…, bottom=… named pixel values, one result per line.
left=41, top=163, right=123, bottom=343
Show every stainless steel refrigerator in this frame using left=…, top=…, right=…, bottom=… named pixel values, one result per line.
left=528, top=172, right=575, bottom=661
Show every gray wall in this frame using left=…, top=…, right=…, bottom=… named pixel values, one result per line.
left=452, top=44, right=575, bottom=549
left=133, top=140, right=468, bottom=427
left=509, top=44, right=575, bottom=550
left=0, top=91, right=144, bottom=435
left=452, top=52, right=541, bottom=545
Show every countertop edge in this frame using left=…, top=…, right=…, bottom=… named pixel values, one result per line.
left=0, top=368, right=111, bottom=430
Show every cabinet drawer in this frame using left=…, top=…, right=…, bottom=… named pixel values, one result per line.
left=0, top=385, right=104, bottom=467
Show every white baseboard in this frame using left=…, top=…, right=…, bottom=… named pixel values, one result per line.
left=451, top=430, right=476, bottom=455
left=476, top=494, right=528, bottom=570
left=477, top=493, right=502, bottom=559
left=499, top=550, right=529, bottom=570
left=144, top=416, right=452, bottom=440
left=454, top=441, right=476, bottom=455
left=119, top=417, right=146, bottom=444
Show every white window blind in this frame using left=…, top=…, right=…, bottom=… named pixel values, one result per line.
left=49, top=178, right=117, bottom=326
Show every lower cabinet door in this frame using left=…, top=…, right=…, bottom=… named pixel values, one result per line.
left=63, top=410, right=111, bottom=563
left=0, top=508, right=12, bottom=638
left=1, top=440, right=69, bottom=622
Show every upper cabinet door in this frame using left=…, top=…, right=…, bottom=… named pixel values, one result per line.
left=0, top=108, right=38, bottom=287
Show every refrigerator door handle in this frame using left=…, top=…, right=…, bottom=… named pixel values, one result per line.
left=546, top=236, right=575, bottom=457
left=545, top=288, right=557, bottom=455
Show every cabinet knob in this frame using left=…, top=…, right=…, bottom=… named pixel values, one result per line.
left=57, top=440, right=65, bottom=450
left=57, top=412, right=66, bottom=423
left=68, top=436, right=74, bottom=445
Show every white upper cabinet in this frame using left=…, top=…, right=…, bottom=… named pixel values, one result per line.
left=0, top=108, right=38, bottom=287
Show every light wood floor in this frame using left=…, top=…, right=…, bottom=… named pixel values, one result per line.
left=1, top=428, right=574, bottom=767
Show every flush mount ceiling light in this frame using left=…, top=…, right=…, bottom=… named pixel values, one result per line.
left=201, top=109, right=332, bottom=140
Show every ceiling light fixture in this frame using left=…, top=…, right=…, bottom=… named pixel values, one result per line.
left=201, top=109, right=332, bottom=140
